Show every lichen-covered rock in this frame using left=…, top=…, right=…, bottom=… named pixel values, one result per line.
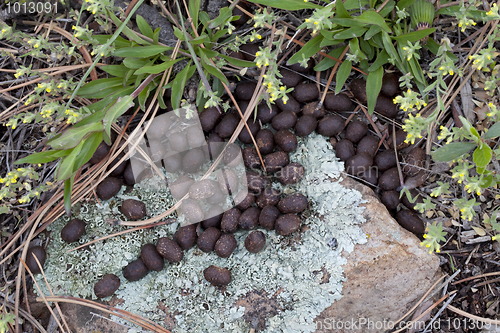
left=314, top=177, right=440, bottom=333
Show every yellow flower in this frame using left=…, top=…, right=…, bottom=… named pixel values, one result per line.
left=46, top=88, right=51, bottom=93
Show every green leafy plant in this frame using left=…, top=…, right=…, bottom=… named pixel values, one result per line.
left=11, top=0, right=256, bottom=215
left=0, top=309, right=15, bottom=333
left=252, top=0, right=437, bottom=113
left=420, top=221, right=447, bottom=253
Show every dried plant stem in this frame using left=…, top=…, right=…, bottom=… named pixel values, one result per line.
left=35, top=296, right=172, bottom=333
left=392, top=273, right=448, bottom=326
left=319, top=45, right=350, bottom=105
left=392, top=292, right=451, bottom=333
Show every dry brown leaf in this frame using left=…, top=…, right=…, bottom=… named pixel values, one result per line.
left=461, top=80, right=475, bottom=123
left=472, top=226, right=486, bottom=236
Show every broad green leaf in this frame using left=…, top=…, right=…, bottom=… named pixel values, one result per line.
left=366, top=66, right=383, bottom=114
left=190, top=34, right=211, bottom=44
left=470, top=126, right=481, bottom=141
left=321, top=29, right=344, bottom=40
left=408, top=57, right=426, bottom=85
left=102, top=95, right=135, bottom=138
left=379, top=0, right=395, bottom=17
left=481, top=173, right=494, bottom=187
left=138, top=84, right=151, bottom=111
left=473, top=144, right=492, bottom=168
left=14, top=150, right=70, bottom=165
left=320, top=38, right=345, bottom=48
left=84, top=86, right=135, bottom=113
left=459, top=115, right=471, bottom=133
left=334, top=26, right=367, bottom=39
left=100, top=65, right=129, bottom=77
left=356, top=10, right=391, bottom=33
left=382, top=31, right=403, bottom=68
left=335, top=60, right=352, bottom=94
left=345, top=0, right=369, bottom=9
left=47, top=122, right=103, bottom=150
left=153, top=27, right=161, bottom=44
left=189, top=0, right=202, bottom=27
left=64, top=177, right=74, bottom=216
left=360, top=38, right=375, bottom=60
left=368, top=49, right=389, bottom=71
left=73, top=110, right=106, bottom=128
left=199, top=48, right=218, bottom=58
left=331, top=18, right=368, bottom=28
left=171, top=62, right=196, bottom=109
left=113, top=45, right=172, bottom=58
left=109, top=11, right=150, bottom=45
left=57, top=144, right=82, bottom=181
left=336, top=0, right=351, bottom=18
left=208, top=7, right=232, bottom=29
left=74, top=132, right=104, bottom=168
left=77, top=77, right=124, bottom=98
left=136, top=15, right=154, bottom=39
left=485, top=121, right=500, bottom=139
left=314, top=46, right=347, bottom=71
left=123, top=57, right=155, bottom=69
left=432, top=142, right=477, bottom=162
left=134, top=58, right=184, bottom=75
left=349, top=37, right=367, bottom=60
left=397, top=0, right=418, bottom=9
left=248, top=0, right=322, bottom=10
left=212, top=28, right=230, bottom=42
left=364, top=25, right=382, bottom=40
left=201, top=57, right=229, bottom=85
left=173, top=26, right=185, bottom=41
left=425, top=37, right=440, bottom=54
left=392, top=28, right=436, bottom=43
left=91, top=35, right=132, bottom=48
left=287, top=35, right=323, bottom=65
left=219, top=54, right=255, bottom=67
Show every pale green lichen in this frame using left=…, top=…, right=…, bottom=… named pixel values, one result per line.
left=36, top=133, right=367, bottom=332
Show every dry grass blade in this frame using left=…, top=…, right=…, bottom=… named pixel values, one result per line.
left=447, top=304, right=500, bottom=325
left=452, top=271, right=500, bottom=285
left=31, top=255, right=71, bottom=332
left=392, top=273, right=448, bottom=327
left=3, top=301, right=47, bottom=333
left=319, top=45, right=350, bottom=105
left=20, top=259, right=66, bottom=333
left=34, top=296, right=172, bottom=333
left=391, top=293, right=451, bottom=333
left=67, top=220, right=172, bottom=253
